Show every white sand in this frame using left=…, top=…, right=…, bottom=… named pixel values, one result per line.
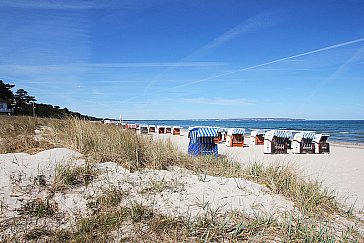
left=93, top=163, right=294, bottom=220
left=157, top=131, right=364, bottom=211
left=1, top=138, right=362, bottom=238
left=0, top=148, right=83, bottom=219
left=0, top=148, right=294, bottom=231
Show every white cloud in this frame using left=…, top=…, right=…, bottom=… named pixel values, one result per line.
left=181, top=97, right=251, bottom=106
left=0, top=9, right=91, bottom=65
left=0, top=62, right=225, bottom=71
left=187, top=12, right=280, bottom=59
left=167, top=37, right=364, bottom=90
left=0, top=0, right=108, bottom=10
left=138, top=11, right=279, bottom=98
left=278, top=59, right=305, bottom=63
left=84, top=62, right=226, bottom=68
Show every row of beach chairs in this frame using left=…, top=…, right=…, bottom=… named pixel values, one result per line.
left=187, top=127, right=330, bottom=157
left=111, top=121, right=330, bottom=157
left=123, top=124, right=181, bottom=136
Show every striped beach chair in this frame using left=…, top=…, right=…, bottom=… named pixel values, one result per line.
left=264, top=130, right=293, bottom=154
left=250, top=129, right=265, bottom=145
left=148, top=125, right=156, bottom=134
left=313, top=134, right=330, bottom=154
left=216, top=128, right=227, bottom=143
left=292, top=132, right=315, bottom=154
left=188, top=127, right=218, bottom=157
left=172, top=126, right=181, bottom=135
left=226, top=128, right=245, bottom=147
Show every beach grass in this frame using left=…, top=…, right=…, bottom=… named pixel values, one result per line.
left=0, top=116, right=57, bottom=153
left=51, top=162, right=96, bottom=192
left=14, top=190, right=345, bottom=242
left=0, top=116, right=363, bottom=241
left=17, top=198, right=58, bottom=218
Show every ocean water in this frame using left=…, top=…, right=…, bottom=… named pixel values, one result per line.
left=124, top=120, right=364, bottom=144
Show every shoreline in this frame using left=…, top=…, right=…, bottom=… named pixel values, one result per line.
left=180, top=128, right=364, bottom=146
left=330, top=141, right=364, bottom=149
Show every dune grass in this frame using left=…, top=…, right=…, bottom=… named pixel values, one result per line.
left=0, top=117, right=350, bottom=215
left=0, top=116, right=57, bottom=153
left=0, top=116, right=342, bottom=213
left=17, top=198, right=58, bottom=218
left=15, top=190, right=347, bottom=242
left=47, top=119, right=363, bottom=227
left=51, top=163, right=96, bottom=192
left=1, top=116, right=363, bottom=241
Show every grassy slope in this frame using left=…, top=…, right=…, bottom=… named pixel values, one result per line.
left=0, top=116, right=363, bottom=242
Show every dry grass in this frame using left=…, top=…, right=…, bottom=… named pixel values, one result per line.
left=51, top=163, right=96, bottom=192
left=242, top=162, right=341, bottom=216
left=14, top=203, right=349, bottom=242
left=0, top=116, right=57, bottom=153
left=1, top=116, right=363, bottom=242
left=16, top=198, right=58, bottom=218
left=47, top=118, right=186, bottom=171
left=46, top=119, right=358, bottom=217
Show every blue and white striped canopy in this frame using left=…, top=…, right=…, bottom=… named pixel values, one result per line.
left=232, top=128, right=245, bottom=134
left=294, top=132, right=316, bottom=141
left=196, top=127, right=218, bottom=137
left=274, top=130, right=292, bottom=138
left=301, top=132, right=315, bottom=139
left=266, top=130, right=292, bottom=139
left=314, top=133, right=330, bottom=143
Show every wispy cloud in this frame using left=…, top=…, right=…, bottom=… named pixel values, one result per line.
left=278, top=59, right=305, bottom=63
left=249, top=68, right=319, bottom=71
left=123, top=37, right=364, bottom=103
left=303, top=44, right=364, bottom=104
left=85, top=62, right=226, bottom=68
left=181, top=97, right=251, bottom=106
left=142, top=12, right=279, bottom=94
left=0, top=62, right=226, bottom=78
left=0, top=0, right=109, bottom=10
left=0, top=9, right=91, bottom=65
left=187, top=12, right=280, bottom=60
left=171, top=37, right=364, bottom=89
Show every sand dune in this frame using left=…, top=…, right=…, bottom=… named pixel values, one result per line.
left=0, top=148, right=294, bottom=232
left=157, top=131, right=364, bottom=211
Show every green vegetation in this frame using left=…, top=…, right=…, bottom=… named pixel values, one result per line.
left=0, top=116, right=363, bottom=242
left=0, top=80, right=100, bottom=119
left=17, top=198, right=58, bottom=218
left=0, top=116, right=56, bottom=153
left=52, top=163, right=96, bottom=192
left=87, top=187, right=128, bottom=214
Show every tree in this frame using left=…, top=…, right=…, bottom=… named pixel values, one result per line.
left=14, top=89, right=36, bottom=104
left=0, top=79, right=100, bottom=120
left=14, top=89, right=36, bottom=115
left=0, top=80, right=15, bottom=105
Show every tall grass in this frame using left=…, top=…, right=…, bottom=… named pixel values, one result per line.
left=18, top=202, right=349, bottom=242
left=242, top=162, right=340, bottom=216
left=45, top=118, right=345, bottom=217
left=0, top=117, right=350, bottom=215
left=0, top=116, right=56, bottom=153
left=49, top=118, right=188, bottom=171
left=1, top=117, right=363, bottom=241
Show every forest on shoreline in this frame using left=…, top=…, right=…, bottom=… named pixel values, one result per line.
left=0, top=80, right=100, bottom=120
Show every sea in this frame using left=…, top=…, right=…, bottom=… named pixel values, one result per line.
left=123, top=119, right=364, bottom=144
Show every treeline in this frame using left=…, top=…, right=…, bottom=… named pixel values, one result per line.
left=0, top=80, right=101, bottom=120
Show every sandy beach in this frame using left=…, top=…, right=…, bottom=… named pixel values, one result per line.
left=157, top=130, right=364, bottom=211
left=1, top=118, right=363, bottom=241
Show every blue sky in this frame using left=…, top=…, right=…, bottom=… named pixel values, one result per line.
left=1, top=0, right=364, bottom=119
